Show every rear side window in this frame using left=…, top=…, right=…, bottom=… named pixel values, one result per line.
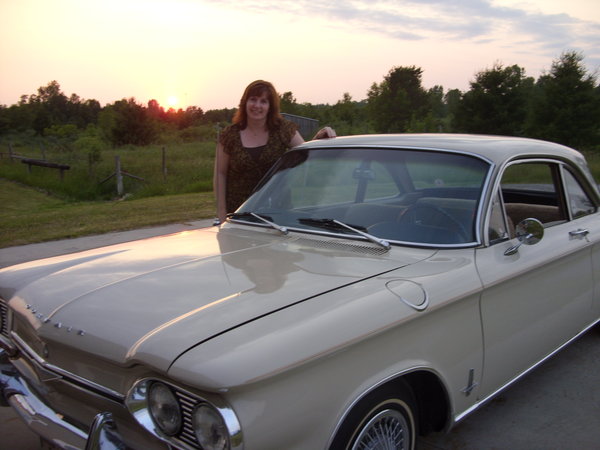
left=563, top=169, right=596, bottom=218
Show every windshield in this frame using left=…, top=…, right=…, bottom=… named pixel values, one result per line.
left=236, top=147, right=490, bottom=246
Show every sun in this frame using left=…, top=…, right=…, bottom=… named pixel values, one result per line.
left=166, top=95, right=179, bottom=108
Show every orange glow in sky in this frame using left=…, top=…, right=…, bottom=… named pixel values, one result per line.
left=166, top=96, right=179, bottom=109
left=1, top=0, right=598, bottom=110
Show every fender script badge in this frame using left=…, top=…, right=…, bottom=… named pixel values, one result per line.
left=26, top=304, right=86, bottom=336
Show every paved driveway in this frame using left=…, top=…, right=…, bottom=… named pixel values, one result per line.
left=1, top=221, right=599, bottom=449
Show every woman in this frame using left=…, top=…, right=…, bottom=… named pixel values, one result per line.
left=214, top=80, right=335, bottom=223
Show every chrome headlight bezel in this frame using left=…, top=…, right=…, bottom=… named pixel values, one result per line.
left=126, top=378, right=243, bottom=450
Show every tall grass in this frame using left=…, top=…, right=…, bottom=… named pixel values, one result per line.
left=0, top=140, right=216, bottom=201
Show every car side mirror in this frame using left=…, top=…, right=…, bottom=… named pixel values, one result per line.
left=504, top=218, right=544, bottom=256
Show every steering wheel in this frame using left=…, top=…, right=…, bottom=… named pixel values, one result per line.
left=398, top=202, right=470, bottom=242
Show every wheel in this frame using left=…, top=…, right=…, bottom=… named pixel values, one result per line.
left=398, top=202, right=469, bottom=242
left=331, top=384, right=417, bottom=450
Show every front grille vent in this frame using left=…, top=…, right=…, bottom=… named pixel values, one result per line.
left=294, top=236, right=389, bottom=256
left=175, top=389, right=200, bottom=448
left=0, top=301, right=9, bottom=338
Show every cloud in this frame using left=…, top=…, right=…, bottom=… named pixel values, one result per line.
left=205, top=0, right=599, bottom=60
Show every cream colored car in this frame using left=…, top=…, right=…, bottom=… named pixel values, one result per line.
left=2, top=134, right=600, bottom=450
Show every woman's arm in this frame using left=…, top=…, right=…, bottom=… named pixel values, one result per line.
left=289, top=130, right=305, bottom=148
left=213, top=142, right=230, bottom=222
left=313, top=126, right=337, bottom=140
left=289, top=126, right=337, bottom=148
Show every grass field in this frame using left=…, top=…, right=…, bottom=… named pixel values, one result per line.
left=0, top=140, right=216, bottom=201
left=0, top=178, right=216, bottom=248
left=0, top=139, right=218, bottom=248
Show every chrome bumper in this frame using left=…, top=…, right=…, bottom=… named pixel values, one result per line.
left=0, top=348, right=126, bottom=450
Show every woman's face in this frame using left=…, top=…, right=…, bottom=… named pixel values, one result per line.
left=246, top=91, right=270, bottom=122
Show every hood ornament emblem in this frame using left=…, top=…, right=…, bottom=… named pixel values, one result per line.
left=26, top=304, right=86, bottom=336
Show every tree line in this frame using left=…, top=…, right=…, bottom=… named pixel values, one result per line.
left=1, top=50, right=598, bottom=152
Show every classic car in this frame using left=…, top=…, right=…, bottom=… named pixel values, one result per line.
left=1, top=134, right=600, bottom=450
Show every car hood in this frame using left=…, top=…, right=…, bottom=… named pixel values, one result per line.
left=1, top=225, right=434, bottom=372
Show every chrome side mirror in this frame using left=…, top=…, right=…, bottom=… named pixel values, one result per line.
left=504, top=218, right=544, bottom=256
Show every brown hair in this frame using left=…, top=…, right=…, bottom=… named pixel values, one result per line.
left=232, top=80, right=282, bottom=131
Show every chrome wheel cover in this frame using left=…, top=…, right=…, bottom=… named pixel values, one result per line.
left=352, top=408, right=409, bottom=450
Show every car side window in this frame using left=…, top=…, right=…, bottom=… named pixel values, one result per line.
left=489, top=162, right=568, bottom=242
left=563, top=169, right=596, bottom=219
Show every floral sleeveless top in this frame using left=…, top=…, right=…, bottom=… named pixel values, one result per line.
left=220, top=119, right=298, bottom=213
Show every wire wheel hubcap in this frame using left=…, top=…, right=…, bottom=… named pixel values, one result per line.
left=352, top=408, right=409, bottom=450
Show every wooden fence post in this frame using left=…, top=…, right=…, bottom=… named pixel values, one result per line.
left=115, top=155, right=123, bottom=196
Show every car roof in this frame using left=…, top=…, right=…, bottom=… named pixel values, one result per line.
left=298, top=134, right=584, bottom=167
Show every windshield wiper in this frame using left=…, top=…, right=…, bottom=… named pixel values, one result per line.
left=298, top=218, right=390, bottom=251
left=227, top=212, right=289, bottom=235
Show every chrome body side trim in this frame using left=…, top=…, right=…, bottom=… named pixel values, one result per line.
left=454, top=319, right=600, bottom=423
left=10, top=331, right=124, bottom=401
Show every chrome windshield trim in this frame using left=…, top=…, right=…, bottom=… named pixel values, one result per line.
left=10, top=331, right=124, bottom=402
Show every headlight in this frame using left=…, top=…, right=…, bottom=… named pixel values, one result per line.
left=127, top=379, right=241, bottom=449
left=148, top=382, right=182, bottom=436
left=193, top=403, right=229, bottom=450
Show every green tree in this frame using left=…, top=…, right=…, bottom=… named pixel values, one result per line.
left=101, top=98, right=157, bottom=146
left=367, top=66, right=429, bottom=133
left=280, top=91, right=302, bottom=116
left=453, top=63, right=534, bottom=135
left=326, top=93, right=371, bottom=135
left=0, top=81, right=101, bottom=135
left=408, top=85, right=447, bottom=132
left=443, top=89, right=462, bottom=132
left=526, top=51, right=600, bottom=148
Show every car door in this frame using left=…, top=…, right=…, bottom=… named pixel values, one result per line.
left=475, top=159, right=599, bottom=398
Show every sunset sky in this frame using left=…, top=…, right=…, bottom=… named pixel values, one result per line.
left=1, top=0, right=599, bottom=111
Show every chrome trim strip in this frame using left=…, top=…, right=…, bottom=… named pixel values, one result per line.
left=454, top=319, right=600, bottom=423
left=10, top=331, right=124, bottom=401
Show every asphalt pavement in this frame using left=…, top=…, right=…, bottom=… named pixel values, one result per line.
left=1, top=220, right=599, bottom=449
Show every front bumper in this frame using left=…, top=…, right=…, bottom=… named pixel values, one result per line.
left=0, top=348, right=128, bottom=450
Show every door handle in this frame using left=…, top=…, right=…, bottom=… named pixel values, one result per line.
left=569, top=228, right=590, bottom=241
